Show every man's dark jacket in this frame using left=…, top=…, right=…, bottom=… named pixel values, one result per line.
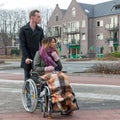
left=19, top=22, right=44, bottom=69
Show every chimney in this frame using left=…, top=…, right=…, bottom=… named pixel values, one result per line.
left=56, top=4, right=59, bottom=7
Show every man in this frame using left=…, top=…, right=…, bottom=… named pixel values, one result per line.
left=19, top=9, right=44, bottom=81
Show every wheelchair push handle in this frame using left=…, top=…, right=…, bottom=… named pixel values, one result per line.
left=29, top=59, right=33, bottom=62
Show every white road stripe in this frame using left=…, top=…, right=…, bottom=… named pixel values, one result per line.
left=0, top=71, right=23, bottom=74
left=1, top=79, right=120, bottom=100
left=0, top=79, right=23, bottom=83
left=75, top=92, right=120, bottom=101
left=0, top=87, right=120, bottom=101
left=0, top=87, right=21, bottom=93
left=71, top=83, right=120, bottom=88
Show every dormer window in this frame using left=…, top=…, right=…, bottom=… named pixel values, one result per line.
left=72, top=7, right=76, bottom=17
left=111, top=4, right=120, bottom=11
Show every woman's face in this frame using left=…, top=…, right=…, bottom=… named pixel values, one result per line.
left=50, top=39, right=56, bottom=48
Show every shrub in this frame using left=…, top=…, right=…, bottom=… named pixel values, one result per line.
left=92, top=62, right=120, bottom=74
left=11, top=49, right=20, bottom=56
left=111, top=52, right=120, bottom=57
left=105, top=52, right=120, bottom=58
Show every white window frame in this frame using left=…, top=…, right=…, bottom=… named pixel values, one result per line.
left=82, top=33, right=86, bottom=40
left=82, top=20, right=85, bottom=28
left=110, top=16, right=118, bottom=27
left=96, top=33, right=103, bottom=40
left=96, top=20, right=103, bottom=27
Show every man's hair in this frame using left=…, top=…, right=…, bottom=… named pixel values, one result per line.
left=29, top=9, right=40, bottom=19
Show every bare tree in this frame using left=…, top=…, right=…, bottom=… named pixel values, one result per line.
left=0, top=7, right=52, bottom=55
left=0, top=9, right=28, bottom=54
left=38, top=7, right=53, bottom=35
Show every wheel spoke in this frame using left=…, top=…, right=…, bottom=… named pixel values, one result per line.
left=22, top=79, right=38, bottom=112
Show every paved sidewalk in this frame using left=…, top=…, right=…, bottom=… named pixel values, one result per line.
left=1, top=72, right=120, bottom=120
left=1, top=109, right=120, bottom=120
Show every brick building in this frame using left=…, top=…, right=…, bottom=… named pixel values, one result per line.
left=47, top=0, right=120, bottom=58
left=0, top=38, right=19, bottom=55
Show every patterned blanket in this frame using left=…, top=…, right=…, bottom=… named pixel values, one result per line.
left=41, top=72, right=73, bottom=103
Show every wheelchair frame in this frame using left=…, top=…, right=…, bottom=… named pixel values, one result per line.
left=21, top=72, right=79, bottom=118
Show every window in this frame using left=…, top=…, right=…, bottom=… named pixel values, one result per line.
left=55, top=26, right=59, bottom=31
left=82, top=20, right=85, bottom=28
left=74, top=21, right=79, bottom=31
left=75, top=34, right=79, bottom=41
left=68, top=34, right=80, bottom=44
left=72, top=7, right=76, bottom=17
left=68, top=35, right=71, bottom=44
left=97, top=21, right=100, bottom=26
left=112, top=4, right=120, bottom=11
left=110, top=17, right=118, bottom=27
left=67, top=21, right=80, bottom=32
left=96, top=20, right=103, bottom=27
left=82, top=33, right=86, bottom=40
left=56, top=16, right=58, bottom=21
left=97, top=33, right=103, bottom=40
left=63, top=23, right=67, bottom=32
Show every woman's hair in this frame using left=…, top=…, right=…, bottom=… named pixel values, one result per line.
left=42, top=37, right=58, bottom=53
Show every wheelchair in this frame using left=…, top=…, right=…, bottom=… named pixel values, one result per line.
left=21, top=71, right=79, bottom=118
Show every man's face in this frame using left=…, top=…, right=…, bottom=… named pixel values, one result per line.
left=32, top=12, right=41, bottom=24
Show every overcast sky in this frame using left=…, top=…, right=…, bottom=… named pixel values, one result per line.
left=0, top=0, right=113, bottom=9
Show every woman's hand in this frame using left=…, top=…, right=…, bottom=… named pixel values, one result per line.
left=51, top=51, right=59, bottom=61
left=44, top=66, right=54, bottom=72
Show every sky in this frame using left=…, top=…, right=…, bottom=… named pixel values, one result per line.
left=0, top=0, right=113, bottom=10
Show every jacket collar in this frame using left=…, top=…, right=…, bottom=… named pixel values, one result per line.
left=24, top=22, right=41, bottom=30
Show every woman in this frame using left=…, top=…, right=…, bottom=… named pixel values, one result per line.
left=33, top=37, right=77, bottom=114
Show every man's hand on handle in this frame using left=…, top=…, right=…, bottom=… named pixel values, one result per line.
left=25, top=58, right=32, bottom=64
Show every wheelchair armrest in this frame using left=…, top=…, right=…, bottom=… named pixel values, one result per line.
left=30, top=71, right=39, bottom=76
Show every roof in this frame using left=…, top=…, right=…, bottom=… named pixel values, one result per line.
left=79, top=0, right=120, bottom=18
left=55, top=4, right=66, bottom=15
left=61, top=9, right=67, bottom=15
left=79, top=3, right=94, bottom=17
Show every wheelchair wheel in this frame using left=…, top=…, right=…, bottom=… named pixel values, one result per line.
left=22, top=78, right=38, bottom=112
left=40, top=86, right=51, bottom=118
